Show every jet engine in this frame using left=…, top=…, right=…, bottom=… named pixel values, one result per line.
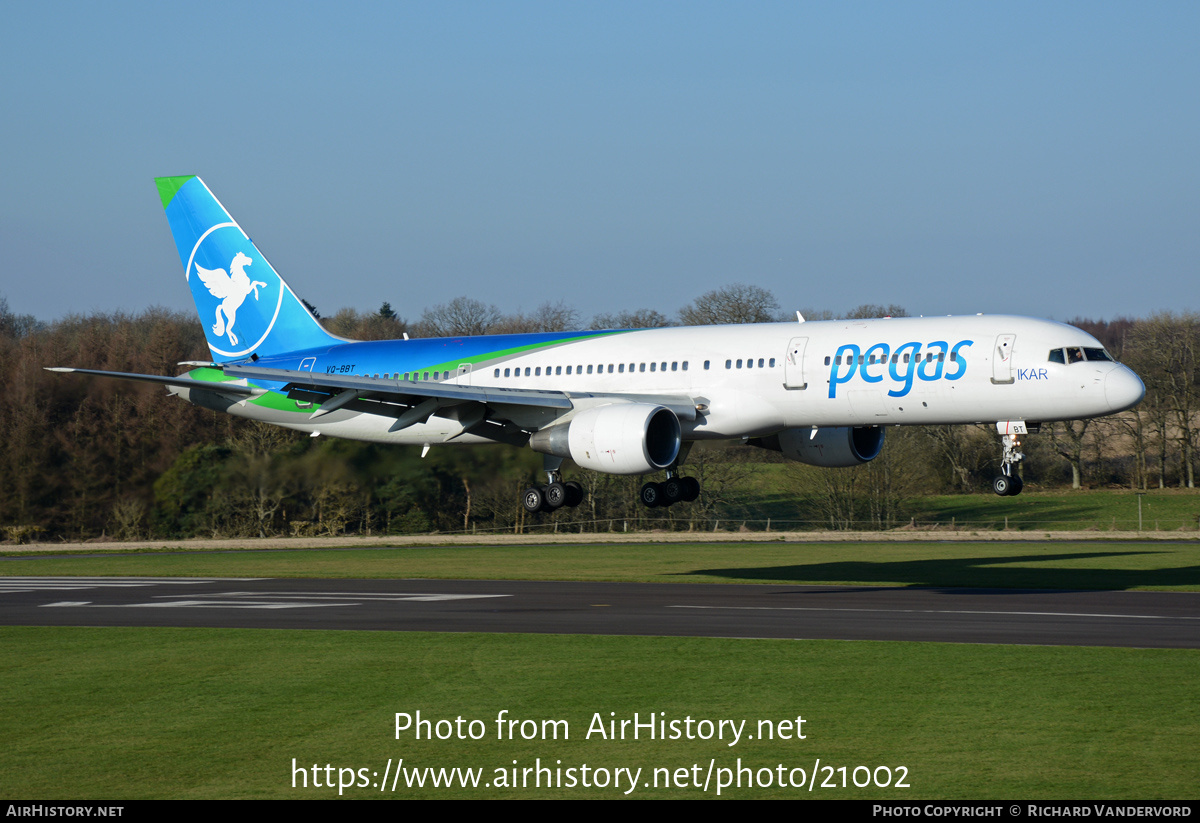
left=529, top=403, right=681, bottom=475
left=749, top=426, right=884, bottom=467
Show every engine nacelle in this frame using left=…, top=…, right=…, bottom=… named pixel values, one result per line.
left=750, top=426, right=884, bottom=467
left=529, top=403, right=681, bottom=475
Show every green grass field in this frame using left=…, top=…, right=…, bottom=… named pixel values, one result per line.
left=2, top=627, right=1196, bottom=799
left=3, top=539, right=1199, bottom=590
left=721, top=482, right=1200, bottom=532
left=3, top=539, right=1197, bottom=799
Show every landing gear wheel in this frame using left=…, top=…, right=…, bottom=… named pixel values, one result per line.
left=1007, top=475, right=1023, bottom=496
left=662, top=477, right=684, bottom=506
left=564, top=481, right=584, bottom=508
left=544, top=482, right=567, bottom=510
left=681, top=477, right=700, bottom=502
left=993, top=475, right=1013, bottom=496
left=522, top=487, right=545, bottom=513
left=640, top=482, right=663, bottom=508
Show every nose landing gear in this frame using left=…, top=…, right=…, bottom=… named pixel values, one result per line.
left=993, top=422, right=1027, bottom=496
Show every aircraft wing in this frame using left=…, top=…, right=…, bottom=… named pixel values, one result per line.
left=220, top=364, right=574, bottom=411
left=47, top=365, right=700, bottom=440
left=220, top=363, right=700, bottom=421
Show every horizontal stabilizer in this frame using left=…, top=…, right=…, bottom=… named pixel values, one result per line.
left=44, top=367, right=263, bottom=397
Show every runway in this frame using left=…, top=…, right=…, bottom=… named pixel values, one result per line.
left=1, top=576, right=1197, bottom=648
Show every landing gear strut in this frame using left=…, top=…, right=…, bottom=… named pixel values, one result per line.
left=522, top=456, right=585, bottom=514
left=640, top=445, right=702, bottom=508
left=993, top=422, right=1026, bottom=496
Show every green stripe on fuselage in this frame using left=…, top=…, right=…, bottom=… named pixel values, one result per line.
left=410, top=330, right=634, bottom=375
left=190, top=329, right=637, bottom=416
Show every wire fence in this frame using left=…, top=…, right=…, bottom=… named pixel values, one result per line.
left=430, top=515, right=1200, bottom=536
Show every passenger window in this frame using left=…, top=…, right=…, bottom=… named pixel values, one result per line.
left=683, top=361, right=688, bottom=371
left=746, top=358, right=753, bottom=369
left=639, top=363, right=646, bottom=372
left=494, top=369, right=500, bottom=378
left=737, top=359, right=743, bottom=368
left=618, top=364, right=624, bottom=373
left=504, top=368, right=510, bottom=377
left=608, top=364, right=614, bottom=373
left=671, top=362, right=678, bottom=371
left=825, top=356, right=831, bottom=365
left=726, top=359, right=732, bottom=369
left=703, top=360, right=709, bottom=370
left=524, top=367, right=531, bottom=377
left=661, top=362, right=667, bottom=371
left=587, top=365, right=594, bottom=374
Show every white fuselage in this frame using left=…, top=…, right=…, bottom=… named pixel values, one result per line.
left=196, top=314, right=1143, bottom=446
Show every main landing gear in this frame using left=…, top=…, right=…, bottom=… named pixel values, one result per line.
left=520, top=453, right=705, bottom=514
left=639, top=473, right=700, bottom=508
left=522, top=456, right=585, bottom=514
left=993, top=422, right=1026, bottom=496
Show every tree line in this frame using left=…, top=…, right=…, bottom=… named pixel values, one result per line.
left=0, top=289, right=1191, bottom=541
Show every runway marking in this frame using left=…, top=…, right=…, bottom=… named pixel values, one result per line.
left=670, top=605, right=1200, bottom=621
left=0, top=577, right=262, bottom=594
left=38, top=590, right=511, bottom=610
left=98, top=600, right=355, bottom=610
left=153, top=591, right=511, bottom=603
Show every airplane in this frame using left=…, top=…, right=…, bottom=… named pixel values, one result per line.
left=50, top=175, right=1146, bottom=512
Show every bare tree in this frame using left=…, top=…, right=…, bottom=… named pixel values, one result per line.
left=1049, top=419, right=1090, bottom=489
left=843, top=304, right=909, bottom=319
left=414, top=297, right=502, bottom=337
left=679, top=284, right=779, bottom=325
left=1126, top=313, right=1200, bottom=487
left=491, top=301, right=581, bottom=334
left=590, top=309, right=674, bottom=330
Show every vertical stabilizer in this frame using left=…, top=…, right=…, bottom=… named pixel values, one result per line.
left=156, top=176, right=342, bottom=361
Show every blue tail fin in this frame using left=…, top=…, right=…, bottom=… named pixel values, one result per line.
left=155, top=176, right=342, bottom=362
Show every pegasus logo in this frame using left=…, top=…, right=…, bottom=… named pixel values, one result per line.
left=195, top=251, right=269, bottom=346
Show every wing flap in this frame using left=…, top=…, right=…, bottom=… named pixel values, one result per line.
left=220, top=364, right=575, bottom=409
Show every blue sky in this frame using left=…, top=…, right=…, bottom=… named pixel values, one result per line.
left=2, top=1, right=1197, bottom=325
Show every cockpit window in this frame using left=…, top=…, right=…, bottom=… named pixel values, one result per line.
left=1053, top=346, right=1116, bottom=364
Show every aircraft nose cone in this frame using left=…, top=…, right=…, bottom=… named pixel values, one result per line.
left=1105, top=367, right=1145, bottom=412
